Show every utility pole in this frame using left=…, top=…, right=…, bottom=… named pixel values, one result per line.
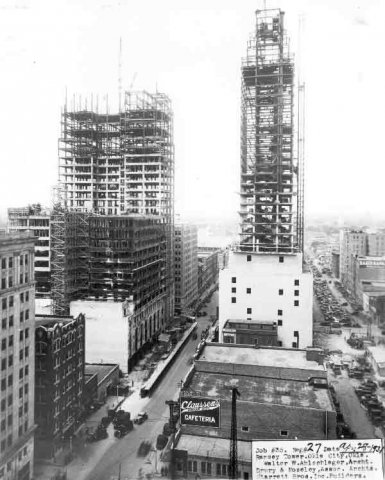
left=229, top=387, right=240, bottom=479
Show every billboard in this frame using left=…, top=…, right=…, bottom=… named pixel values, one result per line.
left=252, top=439, right=384, bottom=480
left=180, top=396, right=220, bottom=428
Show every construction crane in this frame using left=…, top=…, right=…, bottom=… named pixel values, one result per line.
left=229, top=387, right=240, bottom=479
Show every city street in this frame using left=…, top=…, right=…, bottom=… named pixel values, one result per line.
left=64, top=292, right=218, bottom=480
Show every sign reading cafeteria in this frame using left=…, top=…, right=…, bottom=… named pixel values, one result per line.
left=180, top=396, right=220, bottom=428
left=251, top=439, right=384, bottom=480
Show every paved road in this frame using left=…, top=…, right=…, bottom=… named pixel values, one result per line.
left=75, top=292, right=217, bottom=480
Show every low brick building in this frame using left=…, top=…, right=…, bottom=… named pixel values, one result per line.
left=84, top=363, right=119, bottom=403
left=172, top=343, right=335, bottom=479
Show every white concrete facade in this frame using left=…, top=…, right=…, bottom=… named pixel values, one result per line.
left=219, top=251, right=313, bottom=349
left=70, top=295, right=168, bottom=372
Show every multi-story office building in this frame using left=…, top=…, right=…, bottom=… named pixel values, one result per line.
left=8, top=206, right=51, bottom=298
left=339, top=230, right=366, bottom=288
left=174, top=224, right=198, bottom=314
left=0, top=232, right=35, bottom=480
left=218, top=8, right=313, bottom=348
left=197, top=247, right=219, bottom=298
left=34, top=313, right=85, bottom=459
left=367, top=232, right=385, bottom=257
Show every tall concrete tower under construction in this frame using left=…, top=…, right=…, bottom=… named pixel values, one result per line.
left=219, top=8, right=312, bottom=349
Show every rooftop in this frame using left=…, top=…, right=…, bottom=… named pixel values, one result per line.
left=85, top=363, right=119, bottom=385
left=200, top=344, right=324, bottom=372
left=177, top=434, right=251, bottom=463
left=188, top=371, right=333, bottom=411
left=367, top=346, right=385, bottom=365
left=35, top=315, right=74, bottom=327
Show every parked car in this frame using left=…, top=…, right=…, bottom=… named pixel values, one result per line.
left=156, top=434, right=168, bottom=450
left=134, top=412, right=148, bottom=425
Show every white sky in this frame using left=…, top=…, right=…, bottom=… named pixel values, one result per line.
left=0, top=0, right=384, bottom=221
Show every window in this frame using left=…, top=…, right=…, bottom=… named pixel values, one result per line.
left=292, top=342, right=297, bottom=348
left=7, top=375, right=12, bottom=387
left=25, top=346, right=29, bottom=358
left=25, top=328, right=29, bottom=339
left=25, top=310, right=29, bottom=320
left=20, top=255, right=23, bottom=266
left=231, top=297, right=236, bottom=304
left=278, top=341, right=283, bottom=347
left=222, top=465, right=228, bottom=476
left=231, top=277, right=236, bottom=283
left=217, top=464, right=221, bottom=476
left=9, top=296, right=13, bottom=307
left=294, top=290, right=299, bottom=296
left=192, top=461, right=197, bottom=473
left=247, top=308, right=252, bottom=314
left=241, top=426, right=249, bottom=432
left=2, top=299, right=6, bottom=309
left=25, top=254, right=28, bottom=265
left=20, top=273, right=23, bottom=284
left=19, top=349, right=23, bottom=361
left=24, top=384, right=28, bottom=395
left=1, top=258, right=5, bottom=269
left=231, top=287, right=236, bottom=293
left=294, top=331, right=299, bottom=337
left=25, top=365, right=29, bottom=376
left=1, top=318, right=5, bottom=329
left=278, top=319, right=283, bottom=326
left=19, top=331, right=23, bottom=341
left=7, top=414, right=12, bottom=426
left=244, top=473, right=250, bottom=480
left=1, top=339, right=6, bottom=350
left=247, top=255, right=252, bottom=262
left=0, top=441, right=5, bottom=452
left=8, top=276, right=12, bottom=288
left=19, top=368, right=23, bottom=380
left=0, top=420, right=4, bottom=431
left=201, top=462, right=206, bottom=474
left=8, top=316, right=13, bottom=327
left=0, top=399, right=5, bottom=411
left=279, top=256, right=284, bottom=263
left=8, top=335, right=13, bottom=347
left=1, top=359, right=5, bottom=371
left=294, top=300, right=299, bottom=307
left=1, top=279, right=6, bottom=289
left=8, top=258, right=12, bottom=268
left=279, top=289, right=283, bottom=295
left=20, top=312, right=24, bottom=323
left=246, top=288, right=251, bottom=294
left=25, top=292, right=29, bottom=302
left=20, top=293, right=24, bottom=303
left=19, top=387, right=23, bottom=399
left=280, top=430, right=288, bottom=437
left=8, top=355, right=12, bottom=367
left=294, top=279, right=299, bottom=286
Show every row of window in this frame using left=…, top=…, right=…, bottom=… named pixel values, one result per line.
left=186, top=461, right=249, bottom=479
left=231, top=276, right=300, bottom=286
left=231, top=298, right=300, bottom=307
left=1, top=328, right=29, bottom=350
left=1, top=255, right=29, bottom=269
left=1, top=348, right=29, bottom=370
left=1, top=273, right=29, bottom=290
left=0, top=446, right=29, bottom=476
left=1, top=310, right=30, bottom=329
left=0, top=421, right=29, bottom=454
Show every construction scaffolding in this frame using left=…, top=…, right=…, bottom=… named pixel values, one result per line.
left=239, top=9, right=303, bottom=254
left=54, top=91, right=175, bottom=320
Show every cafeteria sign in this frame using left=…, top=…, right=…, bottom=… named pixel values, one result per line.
left=180, top=396, right=220, bottom=428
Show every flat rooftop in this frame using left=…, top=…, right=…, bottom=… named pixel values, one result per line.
left=367, top=346, right=385, bottom=364
left=188, top=371, right=333, bottom=411
left=200, top=344, right=324, bottom=372
left=85, top=363, right=119, bottom=385
left=177, top=434, right=251, bottom=463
